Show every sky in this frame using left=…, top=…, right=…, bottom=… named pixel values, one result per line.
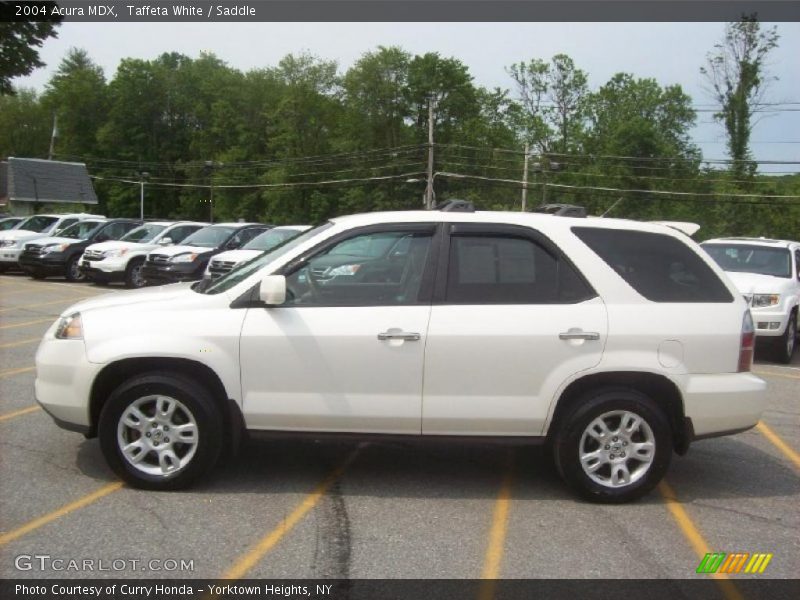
left=13, top=22, right=800, bottom=174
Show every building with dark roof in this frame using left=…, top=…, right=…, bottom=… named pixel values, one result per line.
left=0, top=157, right=98, bottom=215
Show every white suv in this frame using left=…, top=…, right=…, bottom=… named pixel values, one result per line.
left=80, top=221, right=207, bottom=288
left=702, top=237, right=800, bottom=363
left=35, top=208, right=766, bottom=503
left=0, top=213, right=104, bottom=272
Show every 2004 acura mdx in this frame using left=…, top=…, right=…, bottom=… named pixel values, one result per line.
left=35, top=208, right=766, bottom=503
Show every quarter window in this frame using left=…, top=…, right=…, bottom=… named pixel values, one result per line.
left=574, top=227, right=733, bottom=303
left=445, top=234, right=594, bottom=304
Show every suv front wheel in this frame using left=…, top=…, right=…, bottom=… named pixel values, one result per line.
left=98, top=372, right=224, bottom=490
left=552, top=388, right=672, bottom=503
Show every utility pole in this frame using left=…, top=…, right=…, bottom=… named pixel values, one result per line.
left=48, top=113, right=58, bottom=160
left=424, top=96, right=435, bottom=210
left=204, top=161, right=215, bottom=223
left=521, top=143, right=530, bottom=211
left=138, top=172, right=149, bottom=220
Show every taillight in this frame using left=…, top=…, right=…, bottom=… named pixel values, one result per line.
left=738, top=310, right=755, bottom=372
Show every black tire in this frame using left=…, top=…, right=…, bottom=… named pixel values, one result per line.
left=64, top=255, right=84, bottom=282
left=98, top=372, right=224, bottom=490
left=773, top=312, right=797, bottom=364
left=552, top=387, right=672, bottom=503
left=124, top=257, right=146, bottom=288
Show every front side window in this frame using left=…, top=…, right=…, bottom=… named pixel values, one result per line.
left=121, top=224, right=166, bottom=243
left=60, top=220, right=104, bottom=240
left=52, top=218, right=78, bottom=235
left=445, top=234, right=594, bottom=304
left=181, top=226, right=236, bottom=248
left=244, top=229, right=303, bottom=252
left=284, top=229, right=433, bottom=306
left=576, top=227, right=733, bottom=303
left=702, top=243, right=792, bottom=279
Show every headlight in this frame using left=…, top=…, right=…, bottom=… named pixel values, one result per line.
left=55, top=313, right=83, bottom=339
left=103, top=248, right=128, bottom=258
left=0, top=239, right=16, bottom=248
left=41, top=243, right=69, bottom=254
left=170, top=253, right=197, bottom=263
left=751, top=294, right=780, bottom=308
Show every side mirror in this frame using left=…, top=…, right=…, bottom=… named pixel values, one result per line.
left=159, top=237, right=173, bottom=246
left=259, top=275, right=286, bottom=306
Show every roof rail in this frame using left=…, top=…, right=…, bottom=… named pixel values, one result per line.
left=435, top=199, right=475, bottom=212
left=531, top=203, right=587, bottom=218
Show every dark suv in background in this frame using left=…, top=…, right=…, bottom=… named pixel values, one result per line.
left=141, top=222, right=271, bottom=285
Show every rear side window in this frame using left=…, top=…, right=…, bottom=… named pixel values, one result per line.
left=446, top=234, right=595, bottom=304
left=573, top=227, right=733, bottom=303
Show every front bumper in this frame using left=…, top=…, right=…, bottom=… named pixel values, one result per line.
left=141, top=262, right=204, bottom=284
left=35, top=327, right=101, bottom=433
left=750, top=308, right=792, bottom=337
left=18, top=251, right=68, bottom=275
left=682, top=372, right=767, bottom=437
left=0, top=246, right=23, bottom=265
left=79, top=256, right=128, bottom=282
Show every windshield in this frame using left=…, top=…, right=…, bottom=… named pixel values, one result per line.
left=121, top=223, right=166, bottom=243
left=703, top=244, right=792, bottom=279
left=243, top=228, right=303, bottom=252
left=181, top=226, right=236, bottom=248
left=60, top=220, right=104, bottom=240
left=16, top=215, right=58, bottom=233
left=197, top=222, right=333, bottom=295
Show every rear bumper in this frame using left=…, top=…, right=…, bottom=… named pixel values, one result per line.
left=682, top=372, right=767, bottom=437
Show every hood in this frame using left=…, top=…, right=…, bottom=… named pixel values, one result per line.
left=61, top=282, right=196, bottom=317
left=724, top=271, right=794, bottom=294
left=84, top=240, right=156, bottom=253
left=210, top=249, right=262, bottom=264
left=25, top=235, right=81, bottom=248
left=149, top=244, right=215, bottom=259
left=0, top=229, right=51, bottom=242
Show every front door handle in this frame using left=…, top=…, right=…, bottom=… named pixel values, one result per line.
left=559, top=329, right=600, bottom=341
left=378, top=331, right=421, bottom=342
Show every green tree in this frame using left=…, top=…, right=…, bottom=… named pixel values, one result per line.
left=701, top=17, right=780, bottom=178
left=43, top=48, right=107, bottom=158
left=0, top=17, right=60, bottom=95
left=0, top=88, right=50, bottom=157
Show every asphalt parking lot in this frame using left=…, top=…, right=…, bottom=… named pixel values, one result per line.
left=1, top=274, right=798, bottom=585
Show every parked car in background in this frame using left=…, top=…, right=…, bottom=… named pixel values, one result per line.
left=141, top=223, right=271, bottom=285
left=0, top=216, right=23, bottom=231
left=204, top=225, right=310, bottom=280
left=19, top=218, right=141, bottom=281
left=702, top=237, right=800, bottom=363
left=35, top=208, right=765, bottom=503
left=0, top=213, right=104, bottom=273
left=80, top=221, right=207, bottom=288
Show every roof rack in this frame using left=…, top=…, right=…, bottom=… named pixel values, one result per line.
left=435, top=199, right=475, bottom=212
left=531, top=203, right=587, bottom=218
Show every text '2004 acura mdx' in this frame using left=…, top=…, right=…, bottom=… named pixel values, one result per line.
left=35, top=208, right=766, bottom=503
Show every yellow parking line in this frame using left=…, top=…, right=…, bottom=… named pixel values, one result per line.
left=0, top=317, right=53, bottom=330
left=220, top=448, right=361, bottom=579
left=756, top=422, right=800, bottom=469
left=0, top=365, right=35, bottom=378
left=658, top=480, right=744, bottom=600
left=0, top=337, right=39, bottom=349
left=0, top=406, right=41, bottom=422
left=754, top=369, right=800, bottom=381
left=477, top=453, right=514, bottom=600
left=0, top=298, right=81, bottom=313
left=0, top=482, right=123, bottom=546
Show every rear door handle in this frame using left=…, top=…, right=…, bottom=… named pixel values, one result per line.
left=559, top=330, right=600, bottom=341
left=378, top=331, right=421, bottom=342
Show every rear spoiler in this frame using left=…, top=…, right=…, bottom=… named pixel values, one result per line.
left=648, top=221, right=701, bottom=237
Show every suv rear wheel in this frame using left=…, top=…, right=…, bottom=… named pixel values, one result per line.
left=552, top=388, right=672, bottom=503
left=98, top=372, right=223, bottom=490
